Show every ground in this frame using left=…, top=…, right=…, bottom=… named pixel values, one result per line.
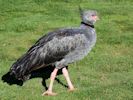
left=0, top=0, right=133, bottom=100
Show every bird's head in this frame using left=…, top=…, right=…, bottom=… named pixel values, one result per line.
left=79, top=7, right=99, bottom=25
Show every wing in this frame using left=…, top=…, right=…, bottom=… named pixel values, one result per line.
left=28, top=28, right=87, bottom=67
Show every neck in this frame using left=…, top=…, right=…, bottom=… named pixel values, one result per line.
left=81, top=22, right=94, bottom=28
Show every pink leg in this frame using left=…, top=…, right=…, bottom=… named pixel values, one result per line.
left=42, top=68, right=58, bottom=96
left=62, top=67, right=75, bottom=91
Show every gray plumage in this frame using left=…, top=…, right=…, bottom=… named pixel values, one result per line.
left=9, top=10, right=98, bottom=81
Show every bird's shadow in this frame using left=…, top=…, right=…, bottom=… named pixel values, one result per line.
left=2, top=66, right=68, bottom=90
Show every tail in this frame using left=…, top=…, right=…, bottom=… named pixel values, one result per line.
left=1, top=72, right=23, bottom=86
left=9, top=50, right=43, bottom=81
left=1, top=48, right=39, bottom=85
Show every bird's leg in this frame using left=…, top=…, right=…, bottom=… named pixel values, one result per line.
left=42, top=68, right=58, bottom=96
left=62, top=67, right=75, bottom=91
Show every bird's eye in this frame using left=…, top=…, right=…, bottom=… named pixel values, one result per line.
left=92, top=15, right=95, bottom=16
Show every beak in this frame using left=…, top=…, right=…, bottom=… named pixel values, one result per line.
left=95, top=16, right=100, bottom=20
left=92, top=15, right=100, bottom=21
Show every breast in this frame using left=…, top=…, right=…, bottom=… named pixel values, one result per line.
left=72, top=29, right=97, bottom=59
left=84, top=28, right=97, bottom=48
left=63, top=34, right=92, bottom=62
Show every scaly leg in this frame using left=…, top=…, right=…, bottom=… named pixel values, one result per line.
left=62, top=67, right=75, bottom=91
left=42, top=68, right=58, bottom=96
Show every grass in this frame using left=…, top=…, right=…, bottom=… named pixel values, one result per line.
left=0, top=0, right=133, bottom=100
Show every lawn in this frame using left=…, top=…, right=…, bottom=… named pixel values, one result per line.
left=0, top=0, right=133, bottom=100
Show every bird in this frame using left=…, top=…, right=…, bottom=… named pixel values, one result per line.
left=2, top=8, right=99, bottom=96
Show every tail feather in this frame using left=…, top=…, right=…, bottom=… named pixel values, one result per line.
left=1, top=72, right=23, bottom=86
left=10, top=52, right=40, bottom=81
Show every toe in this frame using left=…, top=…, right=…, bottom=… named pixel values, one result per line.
left=68, top=88, right=77, bottom=92
left=42, top=91, right=57, bottom=96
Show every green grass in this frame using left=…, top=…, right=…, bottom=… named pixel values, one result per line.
left=0, top=0, right=133, bottom=100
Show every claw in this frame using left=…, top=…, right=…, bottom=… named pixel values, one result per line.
left=68, top=88, right=77, bottom=92
left=42, top=91, right=57, bottom=96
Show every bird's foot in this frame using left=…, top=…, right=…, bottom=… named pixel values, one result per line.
left=42, top=90, right=57, bottom=96
left=68, top=88, right=77, bottom=92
